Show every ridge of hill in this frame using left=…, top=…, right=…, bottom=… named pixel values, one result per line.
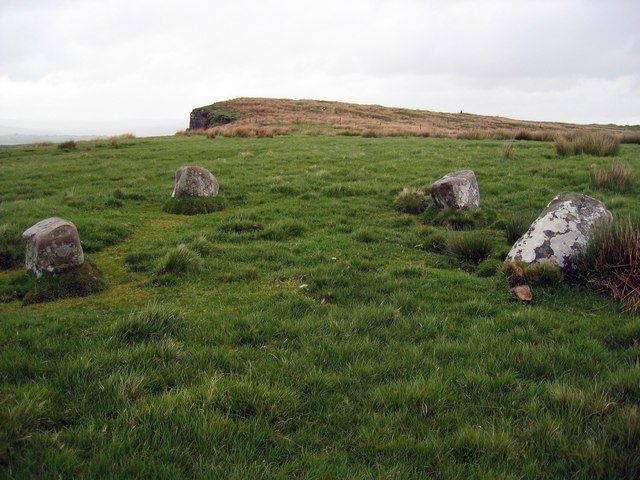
left=188, top=97, right=640, bottom=140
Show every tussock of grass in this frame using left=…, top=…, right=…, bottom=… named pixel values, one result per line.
left=190, top=235, right=214, bottom=256
left=416, top=229, right=448, bottom=253
left=589, top=162, right=634, bottom=191
left=162, top=196, right=226, bottom=215
left=501, top=142, right=516, bottom=160
left=395, top=187, right=428, bottom=214
left=22, top=260, right=105, bottom=305
left=620, top=132, right=640, bottom=144
left=555, top=132, right=620, bottom=157
left=502, top=216, right=530, bottom=245
left=325, top=184, right=357, bottom=197
left=447, top=233, right=493, bottom=265
left=113, top=302, right=183, bottom=344
left=573, top=217, right=640, bottom=312
left=0, top=223, right=23, bottom=270
left=156, top=244, right=203, bottom=276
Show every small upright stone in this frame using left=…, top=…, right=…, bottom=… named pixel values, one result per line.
left=171, top=166, right=219, bottom=198
left=506, top=192, right=612, bottom=272
left=428, top=170, right=480, bottom=210
left=22, top=217, right=84, bottom=277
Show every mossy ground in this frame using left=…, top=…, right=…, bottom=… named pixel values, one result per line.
left=0, top=135, right=639, bottom=478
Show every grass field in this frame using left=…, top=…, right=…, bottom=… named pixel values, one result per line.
left=1, top=135, right=639, bottom=478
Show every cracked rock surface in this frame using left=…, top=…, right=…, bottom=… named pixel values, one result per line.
left=428, top=170, right=480, bottom=210
left=171, top=166, right=219, bottom=198
left=506, top=192, right=612, bottom=272
left=22, top=217, right=84, bottom=277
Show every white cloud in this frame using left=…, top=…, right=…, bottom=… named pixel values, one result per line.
left=0, top=0, right=638, bottom=134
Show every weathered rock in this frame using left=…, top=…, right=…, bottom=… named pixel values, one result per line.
left=506, top=192, right=612, bottom=272
left=22, top=217, right=84, bottom=277
left=189, top=108, right=234, bottom=130
left=428, top=170, right=480, bottom=210
left=171, top=166, right=219, bottom=198
left=511, top=285, right=532, bottom=302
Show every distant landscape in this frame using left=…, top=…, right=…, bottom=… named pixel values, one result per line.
left=184, top=97, right=640, bottom=141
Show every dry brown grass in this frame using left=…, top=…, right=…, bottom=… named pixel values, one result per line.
left=575, top=217, right=640, bottom=312
left=186, top=98, right=638, bottom=141
left=556, top=132, right=620, bottom=157
left=502, top=142, right=516, bottom=160
left=107, top=133, right=135, bottom=141
left=590, top=163, right=634, bottom=190
left=619, top=132, right=640, bottom=144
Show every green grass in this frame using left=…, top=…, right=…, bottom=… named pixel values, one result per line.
left=1, top=135, right=640, bottom=478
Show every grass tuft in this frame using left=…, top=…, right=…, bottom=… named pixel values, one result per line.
left=589, top=163, right=634, bottom=191
left=501, top=142, right=516, bottom=160
left=573, top=217, right=640, bottom=312
left=156, top=244, right=203, bottom=276
left=446, top=233, right=493, bottom=264
left=113, top=302, right=183, bottom=344
left=502, top=216, right=530, bottom=245
left=395, top=187, right=428, bottom=214
left=555, top=132, right=620, bottom=157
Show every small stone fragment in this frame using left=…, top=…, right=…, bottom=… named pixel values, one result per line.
left=428, top=170, right=480, bottom=210
left=22, top=217, right=84, bottom=277
left=171, top=166, right=219, bottom=198
left=511, top=285, right=532, bottom=302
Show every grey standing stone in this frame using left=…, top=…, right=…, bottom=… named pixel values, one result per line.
left=22, top=217, right=84, bottom=277
left=428, top=170, right=480, bottom=210
left=171, top=166, right=219, bottom=198
left=506, top=192, right=613, bottom=272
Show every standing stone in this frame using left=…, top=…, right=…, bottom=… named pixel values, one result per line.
left=428, top=170, right=480, bottom=210
left=22, top=217, right=84, bottom=277
left=506, top=192, right=613, bottom=272
left=171, top=166, right=219, bottom=198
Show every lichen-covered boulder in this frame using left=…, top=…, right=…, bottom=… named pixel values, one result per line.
left=428, top=170, right=480, bottom=210
left=171, top=166, right=219, bottom=198
left=506, top=193, right=612, bottom=272
left=22, top=217, right=84, bottom=277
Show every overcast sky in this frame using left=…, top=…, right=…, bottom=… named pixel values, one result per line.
left=1, top=0, right=639, bottom=135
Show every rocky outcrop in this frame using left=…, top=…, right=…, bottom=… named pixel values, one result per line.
left=171, top=166, right=219, bottom=198
left=22, top=217, right=84, bottom=277
left=189, top=108, right=235, bottom=130
left=506, top=192, right=612, bottom=272
left=428, top=170, right=480, bottom=210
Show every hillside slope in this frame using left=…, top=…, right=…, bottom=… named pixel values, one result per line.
left=189, top=97, right=639, bottom=139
